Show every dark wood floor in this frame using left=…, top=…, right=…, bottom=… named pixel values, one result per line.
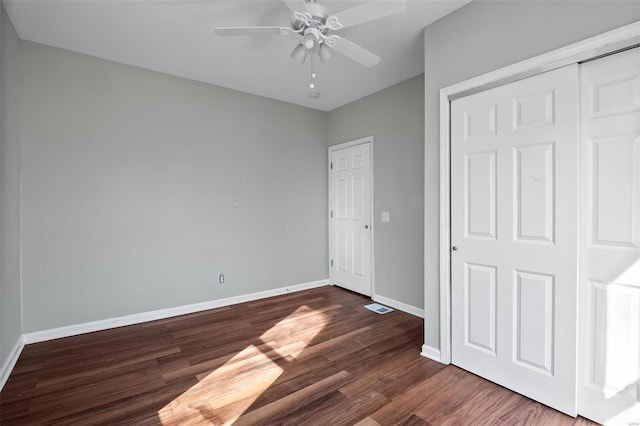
left=1, top=286, right=596, bottom=425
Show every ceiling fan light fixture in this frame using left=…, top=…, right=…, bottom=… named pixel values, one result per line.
left=318, top=43, right=335, bottom=63
left=290, top=43, right=307, bottom=64
left=302, top=33, right=320, bottom=55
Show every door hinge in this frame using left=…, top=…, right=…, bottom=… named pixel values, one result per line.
left=330, top=162, right=333, bottom=170
left=330, top=259, right=334, bottom=267
left=330, top=210, right=333, bottom=218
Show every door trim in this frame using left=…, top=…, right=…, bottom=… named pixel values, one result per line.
left=432, top=21, right=640, bottom=365
left=329, top=136, right=375, bottom=297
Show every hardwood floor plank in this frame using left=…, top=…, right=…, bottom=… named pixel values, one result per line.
left=410, top=366, right=493, bottom=421
left=310, top=390, right=390, bottom=426
left=246, top=355, right=343, bottom=411
left=36, top=346, right=180, bottom=390
left=296, top=326, right=372, bottom=361
left=267, top=390, right=349, bottom=425
left=368, top=371, right=450, bottom=425
left=354, top=416, right=382, bottom=426
left=427, top=381, right=525, bottom=425
left=0, top=397, right=31, bottom=423
left=161, top=341, right=275, bottom=382
left=494, top=398, right=585, bottom=425
left=401, top=414, right=434, bottom=426
left=341, top=347, right=447, bottom=402
left=0, top=286, right=596, bottom=425
left=170, top=317, right=254, bottom=340
left=339, top=346, right=422, bottom=398
left=191, top=340, right=306, bottom=382
left=51, top=375, right=196, bottom=426
left=27, top=367, right=166, bottom=418
left=258, top=387, right=388, bottom=426
left=233, top=370, right=353, bottom=425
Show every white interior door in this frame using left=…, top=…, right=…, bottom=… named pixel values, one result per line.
left=330, top=141, right=372, bottom=296
left=450, top=65, right=579, bottom=415
left=578, top=48, right=640, bottom=425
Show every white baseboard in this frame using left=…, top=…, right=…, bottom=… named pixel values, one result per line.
left=23, top=279, right=330, bottom=344
left=421, top=344, right=444, bottom=363
left=0, top=335, right=25, bottom=391
left=372, top=294, right=424, bottom=318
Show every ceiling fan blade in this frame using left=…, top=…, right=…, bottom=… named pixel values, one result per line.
left=215, top=26, right=291, bottom=37
left=331, top=37, right=380, bottom=68
left=282, top=0, right=310, bottom=14
left=332, top=0, right=406, bottom=29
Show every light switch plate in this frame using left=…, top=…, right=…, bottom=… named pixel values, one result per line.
left=381, top=211, right=390, bottom=222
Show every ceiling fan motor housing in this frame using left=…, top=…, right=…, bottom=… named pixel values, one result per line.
left=291, top=3, right=330, bottom=35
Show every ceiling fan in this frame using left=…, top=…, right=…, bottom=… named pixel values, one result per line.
left=215, top=0, right=406, bottom=91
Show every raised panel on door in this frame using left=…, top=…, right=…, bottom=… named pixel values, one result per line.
left=512, top=90, right=555, bottom=131
left=464, top=104, right=497, bottom=139
left=336, top=177, right=349, bottom=219
left=589, top=136, right=639, bottom=248
left=465, top=263, right=497, bottom=355
left=330, top=141, right=372, bottom=296
left=465, top=151, right=497, bottom=240
left=515, top=142, right=555, bottom=244
left=451, top=64, right=579, bottom=416
left=353, top=233, right=366, bottom=278
left=336, top=231, right=350, bottom=274
left=513, top=270, right=554, bottom=375
left=579, top=47, right=640, bottom=425
left=352, top=176, right=365, bottom=220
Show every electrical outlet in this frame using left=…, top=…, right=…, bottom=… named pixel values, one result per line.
left=219, top=274, right=224, bottom=284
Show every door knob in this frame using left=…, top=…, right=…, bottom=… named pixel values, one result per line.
left=365, top=225, right=369, bottom=230
left=452, top=246, right=458, bottom=251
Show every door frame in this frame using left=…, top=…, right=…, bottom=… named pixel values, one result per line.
left=431, top=22, right=640, bottom=365
left=329, top=136, right=375, bottom=297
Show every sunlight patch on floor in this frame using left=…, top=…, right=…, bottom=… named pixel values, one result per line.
left=158, top=305, right=328, bottom=424
left=261, top=305, right=330, bottom=359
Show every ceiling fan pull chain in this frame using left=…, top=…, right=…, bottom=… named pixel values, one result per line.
left=310, top=55, right=316, bottom=89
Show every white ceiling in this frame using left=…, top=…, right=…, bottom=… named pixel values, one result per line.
left=4, top=0, right=470, bottom=111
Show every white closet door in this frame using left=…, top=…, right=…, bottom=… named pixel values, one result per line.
left=579, top=48, right=640, bottom=425
left=451, top=65, right=579, bottom=415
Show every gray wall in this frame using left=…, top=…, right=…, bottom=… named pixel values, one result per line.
left=1, top=5, right=23, bottom=367
left=423, top=0, right=640, bottom=349
left=18, top=41, right=329, bottom=333
left=328, top=75, right=425, bottom=310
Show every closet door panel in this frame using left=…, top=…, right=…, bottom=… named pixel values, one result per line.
left=579, top=47, right=640, bottom=425
left=451, top=64, right=579, bottom=416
